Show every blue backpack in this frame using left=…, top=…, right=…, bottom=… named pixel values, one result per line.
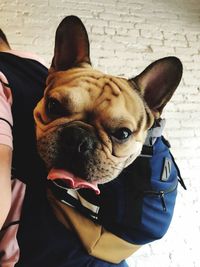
left=50, top=118, right=186, bottom=246
left=0, top=51, right=186, bottom=266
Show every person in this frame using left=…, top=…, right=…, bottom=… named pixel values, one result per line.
left=0, top=29, right=48, bottom=266
left=0, top=29, right=46, bottom=230
left=0, top=29, right=129, bottom=267
left=0, top=30, right=13, bottom=229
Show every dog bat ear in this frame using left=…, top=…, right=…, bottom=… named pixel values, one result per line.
left=50, top=15, right=91, bottom=72
left=129, top=56, right=183, bottom=117
left=0, top=29, right=11, bottom=50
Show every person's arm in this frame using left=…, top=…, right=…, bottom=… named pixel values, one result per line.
left=0, top=144, right=12, bottom=229
left=0, top=75, right=13, bottom=229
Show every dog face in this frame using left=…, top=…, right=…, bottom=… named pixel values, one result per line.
left=34, top=16, right=182, bottom=192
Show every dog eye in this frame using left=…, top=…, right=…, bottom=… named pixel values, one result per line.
left=112, top=128, right=132, bottom=141
left=46, top=97, right=65, bottom=116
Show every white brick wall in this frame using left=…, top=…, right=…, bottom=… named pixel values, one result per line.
left=1, top=0, right=200, bottom=266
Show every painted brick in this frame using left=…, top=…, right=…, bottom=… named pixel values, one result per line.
left=0, top=1, right=199, bottom=266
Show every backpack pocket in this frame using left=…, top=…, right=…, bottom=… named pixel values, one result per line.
left=128, top=137, right=182, bottom=245
left=138, top=179, right=178, bottom=244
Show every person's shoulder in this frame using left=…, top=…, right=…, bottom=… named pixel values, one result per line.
left=4, top=50, right=47, bottom=67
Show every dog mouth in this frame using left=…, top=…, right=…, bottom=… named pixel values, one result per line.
left=47, top=168, right=100, bottom=195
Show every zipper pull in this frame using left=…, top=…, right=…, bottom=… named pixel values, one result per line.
left=160, top=191, right=167, bottom=212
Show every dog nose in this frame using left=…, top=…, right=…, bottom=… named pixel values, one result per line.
left=78, top=138, right=93, bottom=154
left=59, top=125, right=97, bottom=156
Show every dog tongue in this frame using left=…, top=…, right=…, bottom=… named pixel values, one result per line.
left=47, top=168, right=100, bottom=195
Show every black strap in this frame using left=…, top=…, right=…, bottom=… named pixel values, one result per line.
left=47, top=180, right=98, bottom=220
left=0, top=117, right=12, bottom=129
left=140, top=145, right=153, bottom=157
left=0, top=220, right=20, bottom=232
left=0, top=52, right=48, bottom=182
left=169, top=151, right=187, bottom=190
left=0, top=78, right=10, bottom=88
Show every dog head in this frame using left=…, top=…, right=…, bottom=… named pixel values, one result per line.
left=34, top=16, right=182, bottom=193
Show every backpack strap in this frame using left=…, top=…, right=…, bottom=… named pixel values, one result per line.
left=167, top=147, right=187, bottom=190
left=144, top=118, right=166, bottom=146
left=140, top=119, right=187, bottom=190
left=140, top=118, right=166, bottom=157
left=0, top=52, right=48, bottom=183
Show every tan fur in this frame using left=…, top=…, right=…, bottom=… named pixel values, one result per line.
left=34, top=66, right=153, bottom=184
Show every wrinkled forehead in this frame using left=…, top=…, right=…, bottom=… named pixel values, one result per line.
left=45, top=67, right=144, bottom=116
left=45, top=67, right=132, bottom=95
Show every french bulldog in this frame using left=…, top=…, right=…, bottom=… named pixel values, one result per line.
left=34, top=15, right=182, bottom=194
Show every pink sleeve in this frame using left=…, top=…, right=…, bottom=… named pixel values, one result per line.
left=0, top=72, right=13, bottom=149
left=0, top=179, right=26, bottom=267
left=7, top=50, right=47, bottom=67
